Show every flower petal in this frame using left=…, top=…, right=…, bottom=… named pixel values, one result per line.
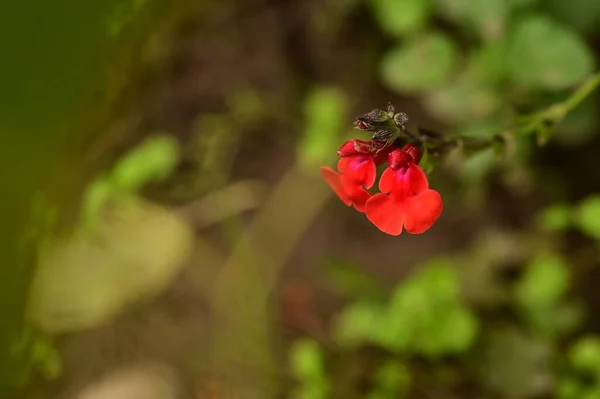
left=378, top=167, right=396, bottom=194
left=320, top=167, right=351, bottom=206
left=338, top=156, right=376, bottom=189
left=338, top=139, right=373, bottom=157
left=320, top=166, right=372, bottom=212
left=364, top=193, right=405, bottom=236
left=403, top=189, right=443, bottom=234
left=400, top=163, right=429, bottom=197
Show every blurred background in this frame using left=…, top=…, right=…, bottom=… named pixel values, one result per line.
left=2, top=0, right=600, bottom=398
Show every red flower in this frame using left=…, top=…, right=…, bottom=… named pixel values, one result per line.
left=319, top=140, right=393, bottom=212
left=320, top=140, right=443, bottom=236
left=365, top=146, right=442, bottom=236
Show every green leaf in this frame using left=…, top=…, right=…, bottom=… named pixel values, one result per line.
left=380, top=31, right=458, bottom=94
left=507, top=16, right=595, bottom=90
left=466, top=41, right=509, bottom=84
left=110, top=135, right=180, bottom=192
left=382, top=259, right=479, bottom=356
left=27, top=196, right=195, bottom=333
left=568, top=336, right=600, bottom=374
left=332, top=301, right=387, bottom=347
left=434, top=0, right=510, bottom=39
left=514, top=253, right=570, bottom=310
left=536, top=203, right=573, bottom=232
left=423, top=79, right=500, bottom=124
left=289, top=339, right=327, bottom=383
left=368, top=0, right=432, bottom=37
left=547, top=0, right=600, bottom=35
left=576, top=195, right=600, bottom=239
left=298, top=87, right=348, bottom=170
left=371, top=360, right=411, bottom=396
left=431, top=307, right=479, bottom=354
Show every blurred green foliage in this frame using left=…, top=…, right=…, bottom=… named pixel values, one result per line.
left=290, top=60, right=600, bottom=397
left=6, top=0, right=600, bottom=397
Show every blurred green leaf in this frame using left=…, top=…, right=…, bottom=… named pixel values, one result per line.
left=575, top=195, right=600, bottom=240
left=289, top=338, right=327, bottom=383
left=514, top=253, right=570, bottom=310
left=298, top=87, right=348, bottom=170
left=333, top=301, right=387, bottom=347
left=110, top=135, right=180, bottom=192
left=568, top=336, right=600, bottom=375
left=81, top=177, right=114, bottom=230
left=466, top=41, right=509, bottom=83
left=368, top=0, right=432, bottom=37
left=27, top=196, right=194, bottom=333
left=381, top=260, right=479, bottom=356
left=226, top=89, right=267, bottom=127
left=423, top=79, right=500, bottom=124
left=434, top=0, right=509, bottom=39
left=370, top=360, right=411, bottom=397
left=476, top=327, right=553, bottom=399
left=30, top=338, right=61, bottom=380
left=507, top=16, right=595, bottom=90
left=380, top=31, right=458, bottom=94
left=536, top=203, right=573, bottom=232
left=546, top=0, right=600, bottom=35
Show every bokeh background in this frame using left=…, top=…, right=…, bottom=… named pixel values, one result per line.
left=3, top=0, right=600, bottom=398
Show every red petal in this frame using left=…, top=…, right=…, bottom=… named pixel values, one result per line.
left=365, top=193, right=405, bottom=236
left=400, top=163, right=429, bottom=197
left=320, top=167, right=351, bottom=206
left=338, top=157, right=376, bottom=189
left=380, top=164, right=429, bottom=198
left=403, top=190, right=443, bottom=234
left=320, top=166, right=372, bottom=213
left=378, top=167, right=395, bottom=194
left=365, top=189, right=443, bottom=236
left=338, top=139, right=373, bottom=157
left=344, top=185, right=372, bottom=213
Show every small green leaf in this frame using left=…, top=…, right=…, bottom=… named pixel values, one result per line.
left=507, top=16, right=595, bottom=90
left=332, top=301, right=387, bottom=347
left=568, top=336, right=600, bottom=374
left=298, top=87, right=348, bottom=170
left=110, top=135, right=180, bottom=191
left=576, top=195, right=600, bottom=239
left=368, top=0, right=432, bottom=37
left=380, top=31, right=458, bottom=94
left=536, top=203, right=573, bottom=232
left=289, top=339, right=327, bottom=383
left=514, top=253, right=570, bottom=310
left=371, top=360, right=411, bottom=396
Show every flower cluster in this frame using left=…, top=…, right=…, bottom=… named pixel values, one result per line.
left=320, top=139, right=443, bottom=236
